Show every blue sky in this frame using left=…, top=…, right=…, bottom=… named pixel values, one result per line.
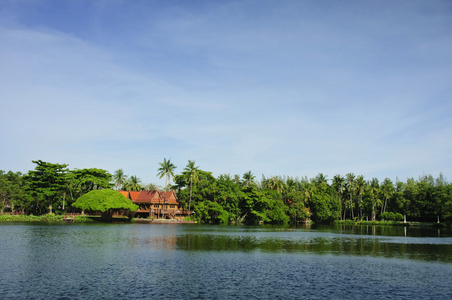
left=1, top=0, right=451, bottom=186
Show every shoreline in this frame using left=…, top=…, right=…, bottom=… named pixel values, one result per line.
left=335, top=219, right=449, bottom=228
left=134, top=218, right=197, bottom=224
left=0, top=214, right=198, bottom=224
left=0, top=214, right=448, bottom=227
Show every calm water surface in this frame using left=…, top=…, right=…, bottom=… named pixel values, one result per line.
left=1, top=223, right=451, bottom=299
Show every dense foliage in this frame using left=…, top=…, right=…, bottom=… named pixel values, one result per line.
left=1, top=161, right=113, bottom=215
left=24, top=160, right=68, bottom=214
left=1, top=160, right=452, bottom=224
left=174, top=169, right=452, bottom=225
left=72, top=189, right=138, bottom=220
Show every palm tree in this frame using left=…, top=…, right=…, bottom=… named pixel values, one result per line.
left=242, top=171, right=255, bottom=187
left=380, top=178, right=394, bottom=214
left=301, top=180, right=312, bottom=206
left=369, top=178, right=380, bottom=220
left=234, top=174, right=241, bottom=185
left=125, top=175, right=142, bottom=192
left=143, top=182, right=159, bottom=191
left=113, top=169, right=127, bottom=191
left=356, top=175, right=365, bottom=219
left=332, top=175, right=345, bottom=220
left=345, top=173, right=355, bottom=219
left=184, top=160, right=199, bottom=214
left=315, top=173, right=328, bottom=185
left=157, top=158, right=176, bottom=219
left=282, top=177, right=298, bottom=205
left=266, top=176, right=284, bottom=193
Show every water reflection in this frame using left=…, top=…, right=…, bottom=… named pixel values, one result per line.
left=1, top=223, right=452, bottom=299
left=78, top=224, right=452, bottom=263
left=172, top=227, right=452, bottom=262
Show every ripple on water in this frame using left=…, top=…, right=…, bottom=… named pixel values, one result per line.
left=0, top=224, right=451, bottom=299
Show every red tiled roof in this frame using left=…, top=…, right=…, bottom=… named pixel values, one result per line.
left=159, top=191, right=178, bottom=204
left=134, top=191, right=159, bottom=203
left=119, top=191, right=129, bottom=199
left=125, top=190, right=179, bottom=204
left=129, top=191, right=141, bottom=201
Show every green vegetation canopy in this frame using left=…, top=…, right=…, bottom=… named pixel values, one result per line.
left=73, top=189, right=138, bottom=212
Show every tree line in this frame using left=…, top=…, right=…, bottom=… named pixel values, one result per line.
left=1, top=159, right=452, bottom=224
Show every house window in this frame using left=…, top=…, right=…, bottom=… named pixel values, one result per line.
left=154, top=204, right=159, bottom=208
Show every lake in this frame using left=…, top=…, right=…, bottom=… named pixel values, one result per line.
left=1, top=223, right=451, bottom=299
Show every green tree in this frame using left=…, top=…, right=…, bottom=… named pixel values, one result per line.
left=64, top=171, right=77, bottom=211
left=72, top=189, right=138, bottom=221
left=442, top=184, right=452, bottom=222
left=113, top=169, right=127, bottom=191
left=264, top=189, right=290, bottom=224
left=143, top=182, right=160, bottom=191
left=264, top=176, right=284, bottom=193
left=72, top=168, right=113, bottom=194
left=214, top=174, right=244, bottom=223
left=243, top=171, right=255, bottom=187
left=332, top=174, right=345, bottom=220
left=404, top=178, right=420, bottom=220
left=195, top=200, right=229, bottom=224
left=368, top=178, right=380, bottom=220
left=183, top=160, right=199, bottom=214
left=314, top=173, right=328, bottom=185
left=239, top=186, right=271, bottom=224
left=25, top=160, right=68, bottom=214
left=285, top=189, right=309, bottom=223
left=380, top=178, right=394, bottom=214
left=356, top=175, right=366, bottom=219
left=61, top=168, right=113, bottom=212
left=309, top=180, right=339, bottom=224
left=345, top=173, right=356, bottom=219
left=391, top=179, right=406, bottom=214
left=157, top=158, right=176, bottom=218
left=124, top=175, right=142, bottom=191
left=0, top=171, right=30, bottom=213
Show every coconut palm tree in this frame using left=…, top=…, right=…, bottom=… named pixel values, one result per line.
left=345, top=173, right=355, bottom=219
left=125, top=175, right=142, bottom=192
left=356, top=175, right=365, bottom=219
left=157, top=158, right=176, bottom=219
left=242, top=171, right=255, bottom=187
left=369, top=178, right=380, bottom=220
left=282, top=176, right=298, bottom=205
left=380, top=178, right=394, bottom=214
left=184, top=160, right=199, bottom=214
left=113, top=169, right=127, bottom=191
left=265, top=176, right=284, bottom=193
left=234, top=174, right=241, bottom=185
left=315, top=173, right=328, bottom=185
left=332, top=174, right=345, bottom=220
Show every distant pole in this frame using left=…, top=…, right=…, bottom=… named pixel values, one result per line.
left=404, top=215, right=406, bottom=224
left=437, top=216, right=440, bottom=223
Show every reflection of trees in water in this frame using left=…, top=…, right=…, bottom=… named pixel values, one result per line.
left=174, top=231, right=452, bottom=263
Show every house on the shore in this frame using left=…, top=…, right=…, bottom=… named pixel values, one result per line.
left=119, top=190, right=189, bottom=219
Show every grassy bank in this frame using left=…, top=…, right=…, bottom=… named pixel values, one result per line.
left=0, top=214, right=95, bottom=223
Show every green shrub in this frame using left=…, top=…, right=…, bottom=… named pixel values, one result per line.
left=395, top=213, right=404, bottom=221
